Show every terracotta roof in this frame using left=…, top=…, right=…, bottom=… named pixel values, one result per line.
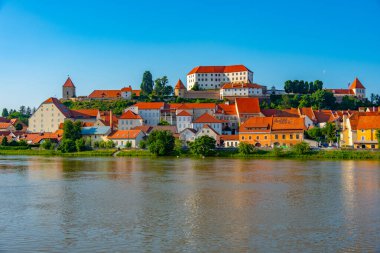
left=121, top=86, right=132, bottom=92
left=133, top=102, right=165, bottom=110
left=216, top=104, right=237, bottom=116
left=299, top=107, right=316, bottom=121
left=175, top=79, right=186, bottom=89
left=327, top=89, right=354, bottom=95
left=193, top=113, right=225, bottom=124
left=108, top=130, right=143, bottom=139
left=89, top=90, right=122, bottom=99
left=261, top=108, right=300, bottom=118
left=0, top=123, right=12, bottom=129
left=188, top=65, right=252, bottom=75
left=177, top=110, right=192, bottom=117
left=356, top=116, right=380, bottom=130
left=119, top=110, right=142, bottom=120
left=235, top=98, right=260, bottom=114
left=239, top=117, right=272, bottom=133
left=23, top=132, right=62, bottom=144
left=349, top=78, right=365, bottom=89
left=313, top=110, right=336, bottom=123
left=43, top=97, right=72, bottom=118
left=221, top=83, right=263, bottom=89
left=63, top=77, right=75, bottom=88
left=132, top=90, right=141, bottom=96
left=151, top=125, right=178, bottom=134
left=220, top=135, right=239, bottom=141
left=70, top=109, right=99, bottom=118
left=132, top=125, right=153, bottom=134
left=271, top=117, right=305, bottom=131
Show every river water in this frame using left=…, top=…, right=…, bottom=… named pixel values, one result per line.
left=0, top=156, right=379, bottom=252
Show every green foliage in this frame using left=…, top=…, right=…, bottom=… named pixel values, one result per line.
left=41, top=139, right=53, bottom=150
left=15, top=123, right=23, bottom=131
left=284, top=80, right=323, bottom=94
left=1, top=137, right=8, bottom=146
left=2, top=108, right=9, bottom=117
left=306, top=127, right=324, bottom=143
left=323, top=122, right=337, bottom=143
left=147, top=130, right=175, bottom=156
left=18, top=140, right=28, bottom=146
left=174, top=139, right=185, bottom=155
left=158, top=120, right=170, bottom=126
left=125, top=141, right=132, bottom=148
left=64, top=99, right=135, bottom=116
left=63, top=121, right=82, bottom=141
left=85, top=137, right=92, bottom=147
left=292, top=142, right=311, bottom=155
left=238, top=142, right=255, bottom=155
left=139, top=140, right=147, bottom=149
left=272, top=146, right=283, bottom=157
left=58, top=139, right=76, bottom=153
left=140, top=71, right=154, bottom=96
left=377, top=130, right=380, bottom=147
left=191, top=82, right=200, bottom=91
left=75, top=138, right=86, bottom=152
left=153, top=76, right=173, bottom=96
left=310, top=90, right=336, bottom=109
left=189, top=136, right=216, bottom=156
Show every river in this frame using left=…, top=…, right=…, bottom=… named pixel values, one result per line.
left=0, top=156, right=379, bottom=252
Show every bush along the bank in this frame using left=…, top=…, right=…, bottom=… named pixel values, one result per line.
left=147, top=130, right=175, bottom=156
left=58, top=121, right=92, bottom=153
left=291, top=142, right=311, bottom=155
left=238, top=142, right=256, bottom=155
left=189, top=136, right=216, bottom=157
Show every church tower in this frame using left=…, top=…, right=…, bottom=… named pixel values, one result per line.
left=174, top=79, right=186, bottom=97
left=62, top=77, right=76, bottom=99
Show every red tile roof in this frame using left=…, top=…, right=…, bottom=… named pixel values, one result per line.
left=132, top=90, right=141, bottom=96
left=121, top=86, right=132, bottom=92
left=43, top=97, right=72, bottom=118
left=235, top=98, right=260, bottom=114
left=177, top=110, right=192, bottom=117
left=119, top=110, right=142, bottom=120
left=70, top=109, right=99, bottom=118
left=63, top=77, right=75, bottom=87
left=216, top=104, right=237, bottom=116
left=175, top=79, right=186, bottom=89
left=327, top=89, right=354, bottom=95
left=0, top=123, right=12, bottom=129
left=220, top=135, right=239, bottom=141
left=313, top=110, right=336, bottom=123
left=221, top=83, right=262, bottom=89
left=88, top=90, right=122, bottom=99
left=108, top=130, right=143, bottom=139
left=193, top=113, right=225, bottom=123
left=133, top=102, right=165, bottom=110
left=239, top=117, right=272, bottom=133
left=271, top=117, right=305, bottom=131
left=188, top=65, right=251, bottom=75
left=356, top=115, right=380, bottom=129
left=132, top=125, right=154, bottom=134
left=349, top=78, right=365, bottom=89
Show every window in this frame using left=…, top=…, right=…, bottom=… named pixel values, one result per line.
left=264, top=136, right=267, bottom=140
left=275, top=135, right=278, bottom=140
left=282, top=135, right=286, bottom=139
left=296, top=134, right=300, bottom=139
left=242, top=136, right=245, bottom=140
left=256, top=136, right=259, bottom=140
left=290, top=135, right=293, bottom=139
left=249, top=136, right=252, bottom=140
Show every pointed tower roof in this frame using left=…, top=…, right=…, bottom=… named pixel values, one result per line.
left=175, top=79, right=186, bottom=89
left=63, top=77, right=76, bottom=88
left=349, top=78, right=365, bottom=89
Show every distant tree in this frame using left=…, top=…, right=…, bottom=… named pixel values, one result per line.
left=147, top=130, right=175, bottom=156
left=1, top=137, right=8, bottom=146
left=106, top=140, right=115, bottom=149
left=41, top=139, right=53, bottom=150
left=26, top=107, right=32, bottom=116
left=299, top=94, right=312, bottom=108
left=63, top=121, right=82, bottom=141
left=154, top=76, right=173, bottom=96
left=58, top=139, right=76, bottom=153
left=158, top=120, right=170, bottom=126
left=189, top=136, right=216, bottom=156
left=1, top=108, right=9, bottom=117
left=140, top=71, right=154, bottom=96
left=191, top=82, right=200, bottom=91
left=15, top=123, right=23, bottom=131
left=313, top=80, right=323, bottom=91
left=323, top=122, right=337, bottom=144
left=139, top=140, right=147, bottom=149
left=19, top=106, right=26, bottom=115
left=306, top=127, right=324, bottom=144
left=376, top=130, right=380, bottom=147
left=238, top=142, right=255, bottom=155
left=174, top=139, right=185, bottom=155
left=292, top=142, right=311, bottom=155
left=311, top=90, right=336, bottom=109
left=75, top=138, right=86, bottom=152
left=125, top=141, right=132, bottom=148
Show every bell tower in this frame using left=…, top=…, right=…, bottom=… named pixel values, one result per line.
left=62, top=76, right=76, bottom=99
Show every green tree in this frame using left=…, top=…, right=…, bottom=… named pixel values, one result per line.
left=311, top=90, right=336, bottom=109
left=106, top=140, right=115, bottom=149
left=2, top=108, right=9, bottom=117
left=189, top=136, right=216, bottom=156
left=58, top=139, right=76, bottom=153
left=19, top=106, right=26, bottom=115
left=323, top=122, right=337, bottom=144
left=158, top=120, right=170, bottom=126
left=174, top=139, right=184, bottom=155
left=139, top=140, right=147, bottom=149
left=125, top=141, right=132, bottom=148
left=147, top=130, right=175, bottom=156
left=63, top=121, right=82, bottom=141
left=292, top=142, right=311, bottom=155
left=75, top=138, right=86, bottom=152
left=1, top=137, right=8, bottom=146
left=140, top=71, right=154, bottom=96
left=153, top=76, right=173, bottom=96
left=376, top=130, right=380, bottom=147
left=15, top=123, right=23, bottom=131
left=41, top=139, right=53, bottom=150
left=306, top=127, right=324, bottom=144
left=191, top=82, right=200, bottom=91
left=18, top=139, right=28, bottom=146
left=238, top=142, right=255, bottom=155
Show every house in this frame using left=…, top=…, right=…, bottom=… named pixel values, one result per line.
left=235, top=98, right=263, bottom=124
left=127, top=102, right=165, bottom=126
left=220, top=135, right=239, bottom=148
left=179, top=128, right=197, bottom=142
left=313, top=110, right=338, bottom=128
left=220, top=83, right=264, bottom=99
left=70, top=109, right=100, bottom=123
left=194, top=124, right=220, bottom=145
left=327, top=78, right=366, bottom=101
left=22, top=132, right=62, bottom=145
left=341, top=112, right=380, bottom=149
left=186, top=65, right=253, bottom=90
left=107, top=130, right=145, bottom=148
left=81, top=126, right=111, bottom=145
left=239, top=117, right=305, bottom=147
left=215, top=103, right=239, bottom=134
left=88, top=86, right=133, bottom=100
left=118, top=110, right=143, bottom=130
left=176, top=110, right=192, bottom=133
left=192, top=113, right=225, bottom=135
left=0, top=122, right=16, bottom=132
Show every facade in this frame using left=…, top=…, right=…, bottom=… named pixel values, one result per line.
left=239, top=117, right=305, bottom=147
left=176, top=110, right=192, bottom=133
left=0, top=123, right=16, bottom=132
left=118, top=110, right=143, bottom=130
left=62, top=77, right=76, bottom=100
left=192, top=113, right=225, bottom=135
left=220, top=135, right=239, bottom=148
left=127, top=102, right=165, bottom=126
left=81, top=126, right=111, bottom=145
left=235, top=98, right=264, bottom=124
left=327, top=78, right=366, bottom=101
left=220, top=83, right=264, bottom=99
left=186, top=65, right=253, bottom=90
left=107, top=130, right=145, bottom=148
left=179, top=128, right=197, bottom=142
left=194, top=124, right=220, bottom=145
left=88, top=86, right=134, bottom=100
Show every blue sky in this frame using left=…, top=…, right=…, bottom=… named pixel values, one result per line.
left=1, top=0, right=380, bottom=109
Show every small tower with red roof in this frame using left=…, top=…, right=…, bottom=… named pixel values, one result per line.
left=174, top=79, right=187, bottom=97
left=62, top=77, right=76, bottom=99
left=349, top=77, right=366, bottom=99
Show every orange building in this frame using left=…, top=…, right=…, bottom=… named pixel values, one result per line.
left=239, top=117, right=305, bottom=147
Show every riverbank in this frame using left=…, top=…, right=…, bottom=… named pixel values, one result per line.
left=1, top=148, right=380, bottom=160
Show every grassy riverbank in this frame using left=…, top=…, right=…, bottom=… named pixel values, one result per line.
left=1, top=148, right=380, bottom=160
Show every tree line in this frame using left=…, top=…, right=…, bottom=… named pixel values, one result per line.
left=140, top=71, right=173, bottom=97
left=284, top=80, right=323, bottom=94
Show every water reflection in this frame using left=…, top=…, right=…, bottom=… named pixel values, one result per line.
left=0, top=156, right=379, bottom=252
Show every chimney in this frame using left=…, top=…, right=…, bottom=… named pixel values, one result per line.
left=110, top=110, right=113, bottom=130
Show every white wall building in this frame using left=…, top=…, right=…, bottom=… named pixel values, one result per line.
left=186, top=65, right=253, bottom=90
left=118, top=110, right=143, bottom=130
left=127, top=102, right=165, bottom=126
left=220, top=83, right=263, bottom=99
left=191, top=113, right=224, bottom=135
left=176, top=110, right=192, bottom=133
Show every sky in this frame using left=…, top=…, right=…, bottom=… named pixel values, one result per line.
left=0, top=0, right=380, bottom=110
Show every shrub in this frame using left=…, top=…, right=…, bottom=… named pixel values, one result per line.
left=238, top=142, right=255, bottom=155
left=147, top=130, right=175, bottom=156
left=139, top=140, right=147, bottom=149
left=125, top=141, right=132, bottom=148
left=41, top=139, right=53, bottom=150
left=58, top=139, right=76, bottom=153
left=189, top=136, right=216, bottom=157
left=75, top=138, right=86, bottom=152
left=106, top=140, right=115, bottom=149
left=1, top=137, right=8, bottom=146
left=272, top=146, right=283, bottom=157
left=292, top=142, right=311, bottom=155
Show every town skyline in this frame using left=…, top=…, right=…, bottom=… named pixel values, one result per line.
left=1, top=0, right=380, bottom=109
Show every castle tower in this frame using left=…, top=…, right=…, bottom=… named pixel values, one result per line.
left=349, top=77, right=366, bottom=99
left=174, top=79, right=186, bottom=97
left=62, top=77, right=76, bottom=99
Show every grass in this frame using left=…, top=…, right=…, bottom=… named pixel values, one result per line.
left=0, top=149, right=115, bottom=157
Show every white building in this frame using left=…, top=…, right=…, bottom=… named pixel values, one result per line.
left=192, top=113, right=225, bottom=135
left=186, top=65, right=253, bottom=90
left=118, top=110, right=143, bottom=130
left=127, top=102, right=165, bottom=126
left=107, top=130, right=145, bottom=148
left=176, top=110, right=192, bottom=133
left=220, top=83, right=263, bottom=99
